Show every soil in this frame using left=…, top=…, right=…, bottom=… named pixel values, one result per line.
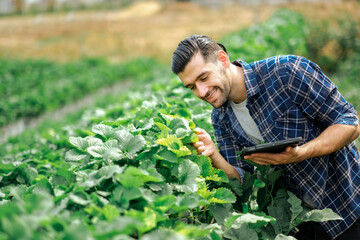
left=0, top=1, right=359, bottom=64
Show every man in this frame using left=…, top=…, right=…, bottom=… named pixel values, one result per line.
left=171, top=35, right=360, bottom=239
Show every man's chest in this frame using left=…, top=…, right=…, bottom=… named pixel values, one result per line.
left=231, top=87, right=313, bottom=143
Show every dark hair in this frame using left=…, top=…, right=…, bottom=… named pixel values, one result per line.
left=171, top=35, right=227, bottom=74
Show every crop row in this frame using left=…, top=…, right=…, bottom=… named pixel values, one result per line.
left=0, top=72, right=342, bottom=239
left=0, top=57, right=167, bottom=127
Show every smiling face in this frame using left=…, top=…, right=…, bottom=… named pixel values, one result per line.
left=178, top=51, right=232, bottom=108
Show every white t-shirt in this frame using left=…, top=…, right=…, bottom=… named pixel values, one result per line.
left=230, top=100, right=264, bottom=144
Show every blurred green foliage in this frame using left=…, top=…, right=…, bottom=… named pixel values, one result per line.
left=305, top=13, right=359, bottom=74
left=0, top=57, right=167, bottom=127
left=220, top=9, right=308, bottom=63
left=220, top=8, right=359, bottom=75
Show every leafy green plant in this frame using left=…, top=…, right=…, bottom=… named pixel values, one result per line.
left=0, top=82, right=342, bottom=239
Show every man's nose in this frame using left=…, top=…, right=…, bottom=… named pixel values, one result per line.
left=196, top=82, right=208, bottom=98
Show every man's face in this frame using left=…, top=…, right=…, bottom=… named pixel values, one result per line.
left=178, top=52, right=231, bottom=108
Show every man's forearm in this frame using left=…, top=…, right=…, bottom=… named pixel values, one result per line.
left=299, top=124, right=360, bottom=160
left=245, top=123, right=360, bottom=166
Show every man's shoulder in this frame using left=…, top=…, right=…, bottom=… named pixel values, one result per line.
left=249, top=55, right=315, bottom=76
left=252, top=55, right=303, bottom=67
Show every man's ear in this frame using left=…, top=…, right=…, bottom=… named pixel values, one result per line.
left=217, top=50, right=230, bottom=68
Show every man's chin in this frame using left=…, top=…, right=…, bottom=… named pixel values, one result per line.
left=209, top=100, right=226, bottom=109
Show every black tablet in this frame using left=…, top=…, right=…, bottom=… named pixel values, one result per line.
left=240, top=137, right=303, bottom=158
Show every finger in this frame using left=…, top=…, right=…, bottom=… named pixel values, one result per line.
left=194, top=128, right=204, bottom=134
left=194, top=145, right=206, bottom=155
left=250, top=159, right=271, bottom=165
left=245, top=155, right=275, bottom=165
left=193, top=141, right=204, bottom=149
left=198, top=145, right=206, bottom=153
left=285, top=146, right=293, bottom=153
left=196, top=133, right=208, bottom=142
left=247, top=155, right=274, bottom=164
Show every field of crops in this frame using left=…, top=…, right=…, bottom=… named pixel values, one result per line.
left=0, top=5, right=359, bottom=240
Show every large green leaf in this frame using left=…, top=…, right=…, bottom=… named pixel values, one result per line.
left=287, top=191, right=303, bottom=222
left=157, top=135, right=191, bottom=157
left=267, top=197, right=291, bottom=235
left=172, top=159, right=200, bottom=193
left=211, top=188, right=237, bottom=204
left=154, top=121, right=171, bottom=132
left=177, top=193, right=200, bottom=210
left=69, top=136, right=102, bottom=152
left=224, top=223, right=258, bottom=240
left=92, top=124, right=115, bottom=140
left=225, top=212, right=275, bottom=229
left=79, top=165, right=124, bottom=189
left=300, top=208, right=343, bottom=222
left=87, top=139, right=124, bottom=161
left=69, top=193, right=91, bottom=206
left=155, top=148, right=178, bottom=163
left=117, top=166, right=163, bottom=188
left=114, top=129, right=133, bottom=147
left=125, top=135, right=146, bottom=156
left=112, top=185, right=143, bottom=209
left=65, top=149, right=89, bottom=162
left=193, top=155, right=229, bottom=183
left=153, top=195, right=177, bottom=212
left=69, top=137, right=89, bottom=151
left=114, top=129, right=146, bottom=158
left=174, top=128, right=191, bottom=139
left=209, top=204, right=234, bottom=227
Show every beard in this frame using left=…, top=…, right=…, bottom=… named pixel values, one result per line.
left=205, top=69, right=230, bottom=109
left=209, top=88, right=229, bottom=109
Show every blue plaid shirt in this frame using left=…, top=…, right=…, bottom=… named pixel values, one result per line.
left=212, top=55, right=360, bottom=239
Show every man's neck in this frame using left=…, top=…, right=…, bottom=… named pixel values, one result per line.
left=229, top=64, right=247, bottom=104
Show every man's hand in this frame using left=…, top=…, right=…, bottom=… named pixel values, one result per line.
left=244, top=146, right=303, bottom=165
left=192, top=128, right=217, bottom=158
left=192, top=128, right=241, bottom=181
